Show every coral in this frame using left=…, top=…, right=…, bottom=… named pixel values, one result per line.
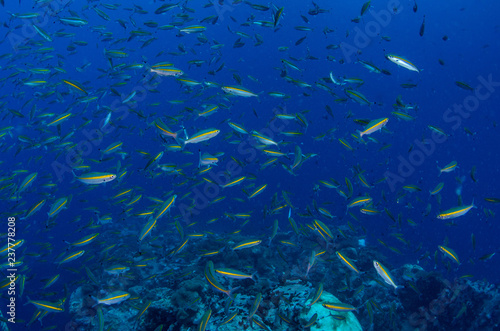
left=143, top=307, right=179, bottom=331
left=403, top=277, right=500, bottom=331
left=68, top=285, right=97, bottom=329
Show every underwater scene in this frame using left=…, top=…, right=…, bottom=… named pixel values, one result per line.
left=0, top=0, right=499, bottom=330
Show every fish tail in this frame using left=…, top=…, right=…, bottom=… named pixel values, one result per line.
left=174, top=135, right=185, bottom=149
left=437, top=165, right=442, bottom=177
left=91, top=296, right=99, bottom=308
left=227, top=286, right=240, bottom=300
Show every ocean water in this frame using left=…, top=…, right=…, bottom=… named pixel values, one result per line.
left=0, top=0, right=499, bottom=330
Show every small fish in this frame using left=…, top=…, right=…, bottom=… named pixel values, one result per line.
left=28, top=300, right=64, bottom=312
left=430, top=182, right=444, bottom=195
left=215, top=268, right=256, bottom=281
left=150, top=67, right=183, bottom=77
left=386, top=54, right=420, bottom=72
left=455, top=81, right=474, bottom=91
left=438, top=245, right=460, bottom=264
left=93, top=291, right=130, bottom=306
left=198, top=309, right=212, bottom=331
left=360, top=1, right=371, bottom=16
left=336, top=251, right=360, bottom=274
left=419, top=16, right=425, bottom=37
left=437, top=201, right=475, bottom=220
left=232, top=239, right=262, bottom=250
left=273, top=7, right=284, bottom=27
left=373, top=260, right=401, bottom=289
left=57, top=250, right=85, bottom=265
left=221, top=86, right=258, bottom=97
left=180, top=129, right=220, bottom=145
left=358, top=118, right=388, bottom=137
left=438, top=161, right=457, bottom=176
left=179, top=25, right=207, bottom=34
left=322, top=302, right=356, bottom=312
left=345, top=89, right=371, bottom=106
left=479, top=252, right=496, bottom=261
left=75, top=172, right=116, bottom=185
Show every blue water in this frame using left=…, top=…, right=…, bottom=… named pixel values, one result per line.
left=0, top=0, right=499, bottom=330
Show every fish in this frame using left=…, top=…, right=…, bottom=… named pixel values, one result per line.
left=17, top=172, right=37, bottom=194
left=62, top=79, right=88, bottom=95
left=358, top=118, right=388, bottom=137
left=361, top=1, right=371, bottom=16
left=150, top=67, right=184, bottom=77
left=228, top=122, right=249, bottom=134
left=75, top=172, right=116, bottom=185
left=373, top=260, right=401, bottom=289
left=93, top=291, right=130, bottom=306
left=247, top=184, right=267, bottom=199
left=232, top=239, right=262, bottom=250
left=47, top=113, right=72, bottom=126
left=57, top=250, right=85, bottom=265
left=48, top=197, right=69, bottom=218
left=42, top=274, right=60, bottom=289
left=430, top=182, right=444, bottom=195
left=303, top=313, right=318, bottom=328
left=221, top=176, right=246, bottom=189
left=419, top=16, right=425, bottom=37
left=247, top=293, right=262, bottom=321
left=345, top=89, right=371, bottom=106
left=179, top=25, right=207, bottom=34
left=274, top=7, right=284, bottom=27
left=154, top=195, right=177, bottom=220
left=438, top=245, right=460, bottom=264
left=336, top=251, right=360, bottom=274
left=24, top=199, right=46, bottom=219
left=180, top=129, right=220, bottom=146
left=67, top=233, right=99, bottom=247
left=204, top=261, right=238, bottom=299
left=221, top=86, right=258, bottom=97
left=60, top=17, right=88, bottom=27
left=386, top=54, right=420, bottom=72
left=251, top=131, right=279, bottom=146
left=28, top=300, right=64, bottom=312
left=198, top=309, right=212, bottom=331
left=455, top=81, right=474, bottom=91
left=323, top=302, right=356, bottom=312
left=307, top=282, right=323, bottom=307
left=215, top=268, right=256, bottom=281
left=438, top=161, right=458, bottom=176
left=138, top=218, right=157, bottom=242
left=33, top=24, right=52, bottom=42
left=437, top=201, right=475, bottom=220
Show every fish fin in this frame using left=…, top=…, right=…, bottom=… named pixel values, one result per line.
left=174, top=136, right=185, bottom=149
left=228, top=286, right=240, bottom=300
left=91, top=296, right=100, bottom=308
